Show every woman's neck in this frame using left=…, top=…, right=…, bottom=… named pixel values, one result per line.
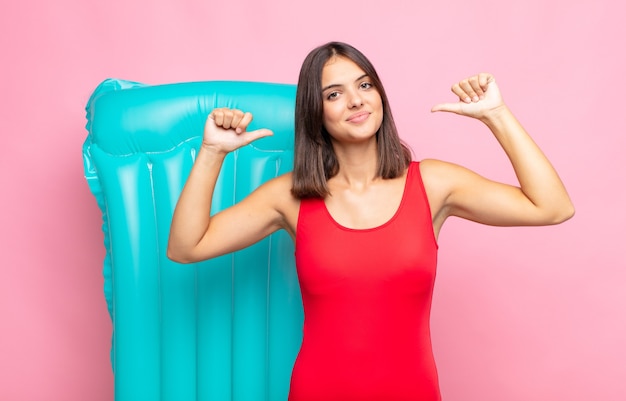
left=331, top=139, right=379, bottom=188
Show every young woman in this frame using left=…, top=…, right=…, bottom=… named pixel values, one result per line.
left=168, top=42, right=574, bottom=401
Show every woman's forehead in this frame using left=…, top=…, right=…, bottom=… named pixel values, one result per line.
left=321, top=56, right=367, bottom=87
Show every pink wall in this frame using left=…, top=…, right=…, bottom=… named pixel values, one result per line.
left=1, top=0, right=623, bottom=400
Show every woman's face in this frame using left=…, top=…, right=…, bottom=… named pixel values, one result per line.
left=320, top=56, right=383, bottom=144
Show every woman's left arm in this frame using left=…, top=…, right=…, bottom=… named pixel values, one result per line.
left=427, top=73, right=575, bottom=226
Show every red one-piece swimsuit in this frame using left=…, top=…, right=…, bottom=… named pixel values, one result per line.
left=290, top=161, right=441, bottom=401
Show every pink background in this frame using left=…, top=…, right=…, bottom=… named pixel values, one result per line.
left=1, top=0, right=624, bottom=400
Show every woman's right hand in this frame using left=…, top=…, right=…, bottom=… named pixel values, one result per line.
left=202, top=108, right=274, bottom=154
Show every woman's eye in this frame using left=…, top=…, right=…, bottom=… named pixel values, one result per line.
left=327, top=92, right=339, bottom=100
left=360, top=82, right=372, bottom=89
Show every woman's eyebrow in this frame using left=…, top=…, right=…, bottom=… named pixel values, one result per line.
left=322, top=74, right=369, bottom=92
left=322, top=83, right=341, bottom=92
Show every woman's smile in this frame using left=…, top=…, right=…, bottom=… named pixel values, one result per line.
left=346, top=111, right=370, bottom=124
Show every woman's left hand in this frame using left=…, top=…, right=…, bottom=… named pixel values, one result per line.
left=431, top=73, right=505, bottom=120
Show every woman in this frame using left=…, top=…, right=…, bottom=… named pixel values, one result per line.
left=168, top=42, right=574, bottom=401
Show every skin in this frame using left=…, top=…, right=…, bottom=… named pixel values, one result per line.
left=167, top=56, right=574, bottom=263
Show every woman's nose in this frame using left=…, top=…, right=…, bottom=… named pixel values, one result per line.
left=348, top=91, right=363, bottom=108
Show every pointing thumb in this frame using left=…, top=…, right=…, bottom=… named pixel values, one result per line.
left=242, top=128, right=274, bottom=144
left=431, top=102, right=461, bottom=113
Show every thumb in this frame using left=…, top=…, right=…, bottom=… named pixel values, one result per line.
left=431, top=102, right=462, bottom=114
left=239, top=128, right=274, bottom=145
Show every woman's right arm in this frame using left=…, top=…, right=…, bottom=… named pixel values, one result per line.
left=167, top=108, right=281, bottom=263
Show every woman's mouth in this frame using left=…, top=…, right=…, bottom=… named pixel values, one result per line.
left=347, top=111, right=370, bottom=123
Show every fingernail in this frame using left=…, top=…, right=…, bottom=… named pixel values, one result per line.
left=464, top=97, right=471, bottom=103
left=472, top=96, right=479, bottom=102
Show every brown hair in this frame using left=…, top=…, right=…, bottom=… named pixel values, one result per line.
left=291, top=41, right=412, bottom=199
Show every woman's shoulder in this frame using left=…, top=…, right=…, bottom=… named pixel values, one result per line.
left=234, top=172, right=299, bottom=236
left=257, top=172, right=300, bottom=209
left=261, top=171, right=294, bottom=192
left=417, top=158, right=483, bottom=210
left=414, top=158, right=460, bottom=199
left=417, top=158, right=464, bottom=177
left=249, top=172, right=293, bottom=200
left=408, top=159, right=455, bottom=172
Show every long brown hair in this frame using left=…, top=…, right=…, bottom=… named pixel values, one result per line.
left=291, top=41, right=412, bottom=199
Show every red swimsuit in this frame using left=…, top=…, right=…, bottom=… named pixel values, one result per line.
left=291, top=162, right=441, bottom=401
